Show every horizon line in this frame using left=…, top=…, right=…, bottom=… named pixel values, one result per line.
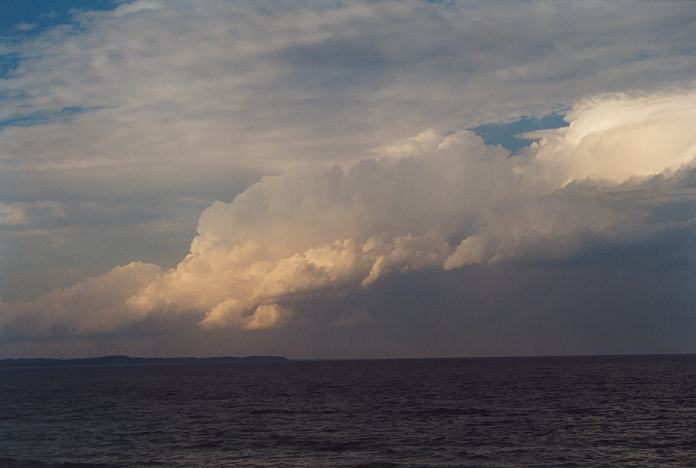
left=2, top=351, right=696, bottom=363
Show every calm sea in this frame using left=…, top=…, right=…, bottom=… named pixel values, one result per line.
left=2, top=355, right=696, bottom=467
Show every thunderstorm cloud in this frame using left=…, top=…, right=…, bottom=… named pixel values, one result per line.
left=3, top=91, right=696, bottom=338
left=1, top=0, right=696, bottom=356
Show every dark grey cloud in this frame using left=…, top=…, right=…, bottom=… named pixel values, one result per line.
left=4, top=261, right=695, bottom=358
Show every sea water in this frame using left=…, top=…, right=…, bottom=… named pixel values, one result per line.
left=2, top=355, right=696, bottom=466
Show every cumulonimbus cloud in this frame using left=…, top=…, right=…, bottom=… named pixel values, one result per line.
left=3, top=0, right=696, bottom=316
left=2, top=90, right=696, bottom=336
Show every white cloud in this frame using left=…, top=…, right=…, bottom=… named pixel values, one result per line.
left=113, top=0, right=163, bottom=17
left=14, top=23, right=37, bottom=32
left=0, top=262, right=161, bottom=336
left=2, top=0, right=695, bottom=175
left=523, top=92, right=696, bottom=184
left=0, top=203, right=28, bottom=226
left=3, top=91, right=696, bottom=337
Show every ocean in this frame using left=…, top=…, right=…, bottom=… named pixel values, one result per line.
left=2, top=355, right=696, bottom=467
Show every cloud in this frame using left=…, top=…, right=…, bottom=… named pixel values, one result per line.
left=14, top=23, right=38, bottom=32
left=0, top=203, right=28, bottom=226
left=2, top=1, right=696, bottom=354
left=523, top=92, right=696, bottom=183
left=442, top=91, right=696, bottom=268
left=331, top=310, right=377, bottom=328
left=0, top=262, right=161, bottom=337
left=113, top=0, right=163, bottom=17
left=2, top=90, right=696, bottom=338
left=1, top=0, right=696, bottom=303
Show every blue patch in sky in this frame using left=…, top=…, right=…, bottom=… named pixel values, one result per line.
left=0, top=52, right=19, bottom=78
left=472, top=113, right=568, bottom=153
left=0, top=2, right=121, bottom=126
left=0, top=0, right=120, bottom=40
left=0, top=106, right=90, bottom=128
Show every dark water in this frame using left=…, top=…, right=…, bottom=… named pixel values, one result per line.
left=2, top=355, right=696, bottom=467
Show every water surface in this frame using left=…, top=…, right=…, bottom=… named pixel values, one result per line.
left=2, top=355, right=696, bottom=466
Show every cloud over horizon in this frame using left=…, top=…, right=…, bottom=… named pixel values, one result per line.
left=2, top=1, right=696, bottom=356
left=2, top=0, right=696, bottom=301
left=3, top=91, right=696, bottom=339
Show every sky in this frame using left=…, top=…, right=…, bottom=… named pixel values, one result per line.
left=1, top=0, right=696, bottom=358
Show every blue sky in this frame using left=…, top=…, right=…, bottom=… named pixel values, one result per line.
left=473, top=113, right=567, bottom=153
left=0, top=0, right=117, bottom=36
left=0, top=1, right=118, bottom=88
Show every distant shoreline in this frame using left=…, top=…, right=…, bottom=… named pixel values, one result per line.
left=0, top=355, right=290, bottom=368
left=2, top=353, right=695, bottom=368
